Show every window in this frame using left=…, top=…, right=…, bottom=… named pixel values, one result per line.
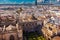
left=9, top=35, right=15, bottom=40
left=49, top=27, right=52, bottom=31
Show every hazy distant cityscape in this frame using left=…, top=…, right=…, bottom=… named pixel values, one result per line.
left=0, top=0, right=60, bottom=40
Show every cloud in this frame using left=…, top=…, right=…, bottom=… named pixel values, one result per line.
left=57, top=0, right=60, bottom=2
left=37, top=0, right=43, bottom=2
left=19, top=1, right=24, bottom=4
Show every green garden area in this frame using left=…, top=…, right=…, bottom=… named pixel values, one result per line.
left=24, top=32, right=46, bottom=40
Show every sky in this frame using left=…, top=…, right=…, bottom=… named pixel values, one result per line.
left=0, top=0, right=59, bottom=4
left=0, top=0, right=35, bottom=4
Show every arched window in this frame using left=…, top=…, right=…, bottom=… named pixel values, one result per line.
left=49, top=27, right=52, bottom=31
left=9, top=35, right=15, bottom=40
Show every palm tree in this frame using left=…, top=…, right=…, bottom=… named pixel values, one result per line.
left=16, top=7, right=23, bottom=22
left=16, top=8, right=23, bottom=14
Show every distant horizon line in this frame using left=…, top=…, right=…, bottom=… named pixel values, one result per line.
left=0, top=3, right=60, bottom=6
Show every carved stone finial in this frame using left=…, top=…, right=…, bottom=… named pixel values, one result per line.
left=3, top=25, right=6, bottom=32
